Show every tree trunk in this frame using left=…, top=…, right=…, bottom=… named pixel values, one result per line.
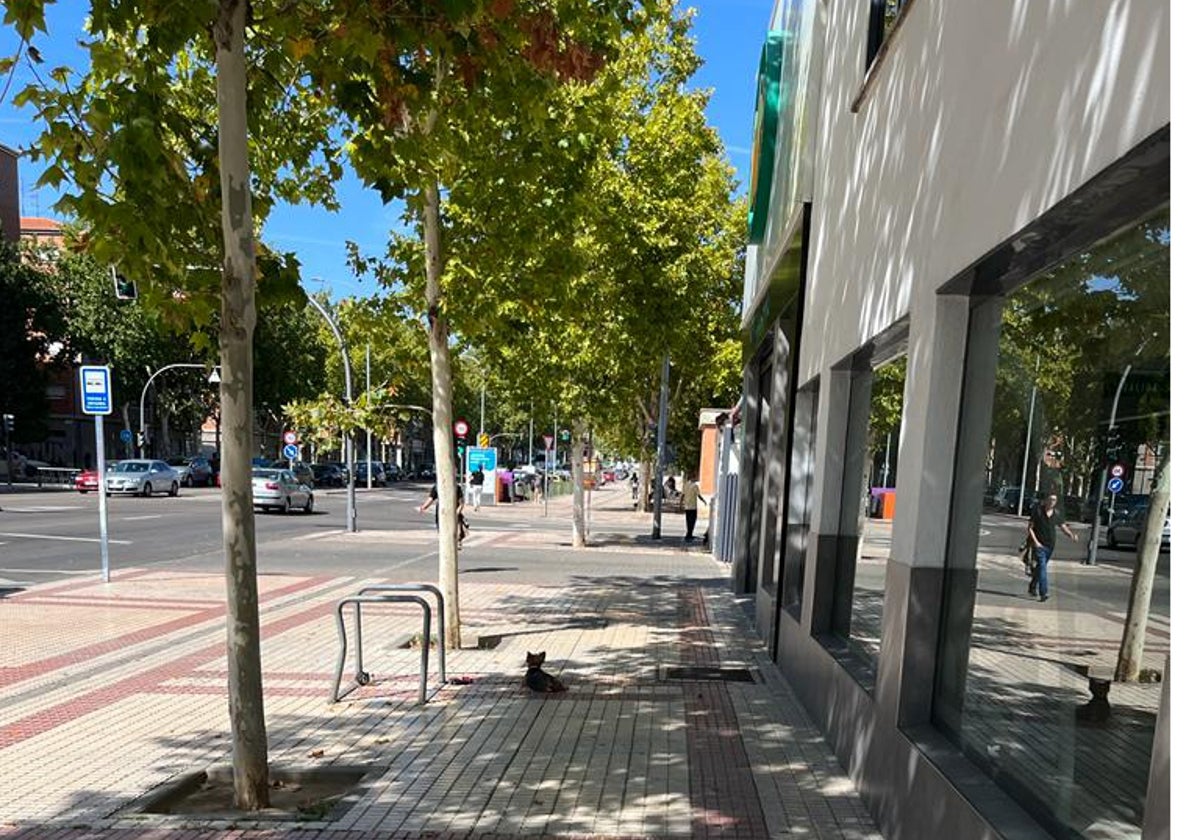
left=1115, top=453, right=1170, bottom=682
left=213, top=0, right=269, bottom=810
left=571, top=419, right=586, bottom=547
left=423, top=180, right=461, bottom=649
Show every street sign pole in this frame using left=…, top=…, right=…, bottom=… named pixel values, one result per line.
left=80, top=365, right=113, bottom=582
left=95, top=415, right=110, bottom=582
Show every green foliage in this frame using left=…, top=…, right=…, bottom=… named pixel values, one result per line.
left=11, top=0, right=343, bottom=329
left=0, top=240, right=62, bottom=442
left=989, top=210, right=1170, bottom=493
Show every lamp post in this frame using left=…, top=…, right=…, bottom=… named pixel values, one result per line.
left=1085, top=336, right=1154, bottom=565
left=307, top=292, right=357, bottom=533
left=139, top=364, right=220, bottom=458
left=365, top=343, right=372, bottom=490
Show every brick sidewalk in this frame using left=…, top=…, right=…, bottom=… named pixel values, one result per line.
left=0, top=550, right=881, bottom=839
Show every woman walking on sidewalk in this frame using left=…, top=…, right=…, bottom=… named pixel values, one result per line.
left=682, top=473, right=706, bottom=543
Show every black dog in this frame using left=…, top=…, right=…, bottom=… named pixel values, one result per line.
left=524, top=651, right=567, bottom=693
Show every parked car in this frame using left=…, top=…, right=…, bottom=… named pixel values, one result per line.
left=251, top=468, right=314, bottom=513
left=417, top=466, right=435, bottom=480
left=1107, top=506, right=1170, bottom=549
left=272, top=459, right=314, bottom=488
left=383, top=462, right=401, bottom=482
left=75, top=467, right=101, bottom=493
left=0, top=448, right=28, bottom=480
left=990, top=487, right=1039, bottom=515
left=166, top=455, right=214, bottom=487
left=105, top=459, right=180, bottom=497
left=310, top=463, right=345, bottom=488
left=354, top=461, right=387, bottom=486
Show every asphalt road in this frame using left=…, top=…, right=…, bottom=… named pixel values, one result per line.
left=0, top=483, right=1169, bottom=623
left=0, top=482, right=703, bottom=589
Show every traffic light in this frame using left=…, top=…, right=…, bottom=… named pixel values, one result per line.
left=111, top=266, right=137, bottom=300
left=455, top=442, right=466, bottom=459
left=136, top=431, right=146, bottom=449
left=2, top=414, right=13, bottom=435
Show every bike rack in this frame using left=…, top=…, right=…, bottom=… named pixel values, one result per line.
left=331, top=594, right=431, bottom=704
left=354, top=584, right=447, bottom=687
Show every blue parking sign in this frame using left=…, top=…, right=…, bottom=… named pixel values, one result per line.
left=79, top=366, right=113, bottom=416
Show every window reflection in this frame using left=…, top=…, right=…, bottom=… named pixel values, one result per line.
left=936, top=209, right=1169, bottom=839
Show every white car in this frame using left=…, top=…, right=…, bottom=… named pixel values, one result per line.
left=105, top=459, right=180, bottom=496
left=251, top=468, right=314, bottom=514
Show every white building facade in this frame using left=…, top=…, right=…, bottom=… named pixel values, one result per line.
left=733, top=1, right=1170, bottom=838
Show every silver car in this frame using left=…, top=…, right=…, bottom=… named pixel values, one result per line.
left=105, top=459, right=180, bottom=497
left=252, top=468, right=314, bottom=514
left=1107, top=506, right=1170, bottom=549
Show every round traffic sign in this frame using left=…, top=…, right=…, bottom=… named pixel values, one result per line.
left=283, top=430, right=298, bottom=445
left=120, top=429, right=133, bottom=444
left=283, top=443, right=300, bottom=460
left=454, top=419, right=469, bottom=438
left=1110, top=464, right=1125, bottom=478
left=1107, top=477, right=1125, bottom=494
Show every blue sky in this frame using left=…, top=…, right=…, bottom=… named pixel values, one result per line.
left=0, top=0, right=772, bottom=299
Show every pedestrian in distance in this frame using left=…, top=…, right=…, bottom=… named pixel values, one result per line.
left=469, top=465, right=485, bottom=511
left=417, top=482, right=469, bottom=549
left=681, top=472, right=706, bottom=542
left=1026, top=491, right=1076, bottom=602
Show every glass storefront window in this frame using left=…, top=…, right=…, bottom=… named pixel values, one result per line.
left=827, top=346, right=907, bottom=678
left=935, top=208, right=1169, bottom=839
left=781, top=381, right=819, bottom=616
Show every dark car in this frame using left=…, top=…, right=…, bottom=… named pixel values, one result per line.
left=383, top=462, right=401, bottom=482
left=354, top=461, right=387, bottom=486
left=166, top=455, right=214, bottom=487
left=311, top=463, right=345, bottom=488
left=272, top=459, right=315, bottom=488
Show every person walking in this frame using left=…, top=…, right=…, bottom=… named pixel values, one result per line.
left=681, top=472, right=706, bottom=543
left=1026, top=491, right=1076, bottom=602
left=417, top=482, right=468, bottom=549
left=468, top=465, right=485, bottom=511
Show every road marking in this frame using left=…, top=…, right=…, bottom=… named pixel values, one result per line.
left=0, top=532, right=132, bottom=545
left=291, top=531, right=341, bottom=541
left=121, top=514, right=163, bottom=521
left=0, top=567, right=94, bottom=574
left=1, top=506, right=81, bottom=513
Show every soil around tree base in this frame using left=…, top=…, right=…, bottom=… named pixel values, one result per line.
left=134, top=764, right=373, bottom=821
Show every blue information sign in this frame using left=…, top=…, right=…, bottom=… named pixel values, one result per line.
left=1107, top=477, right=1125, bottom=494
left=282, top=443, right=300, bottom=460
left=79, top=366, right=113, bottom=416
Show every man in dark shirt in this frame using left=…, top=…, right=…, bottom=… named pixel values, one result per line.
left=1026, top=492, right=1077, bottom=601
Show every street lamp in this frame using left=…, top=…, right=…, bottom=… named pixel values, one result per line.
left=1084, top=335, right=1155, bottom=565
left=139, top=363, right=220, bottom=458
left=306, top=291, right=357, bottom=533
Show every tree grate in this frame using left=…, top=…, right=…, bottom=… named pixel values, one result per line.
left=661, top=666, right=757, bottom=683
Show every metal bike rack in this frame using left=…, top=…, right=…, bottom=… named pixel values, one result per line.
left=354, top=584, right=447, bottom=687
left=331, top=594, right=431, bottom=704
